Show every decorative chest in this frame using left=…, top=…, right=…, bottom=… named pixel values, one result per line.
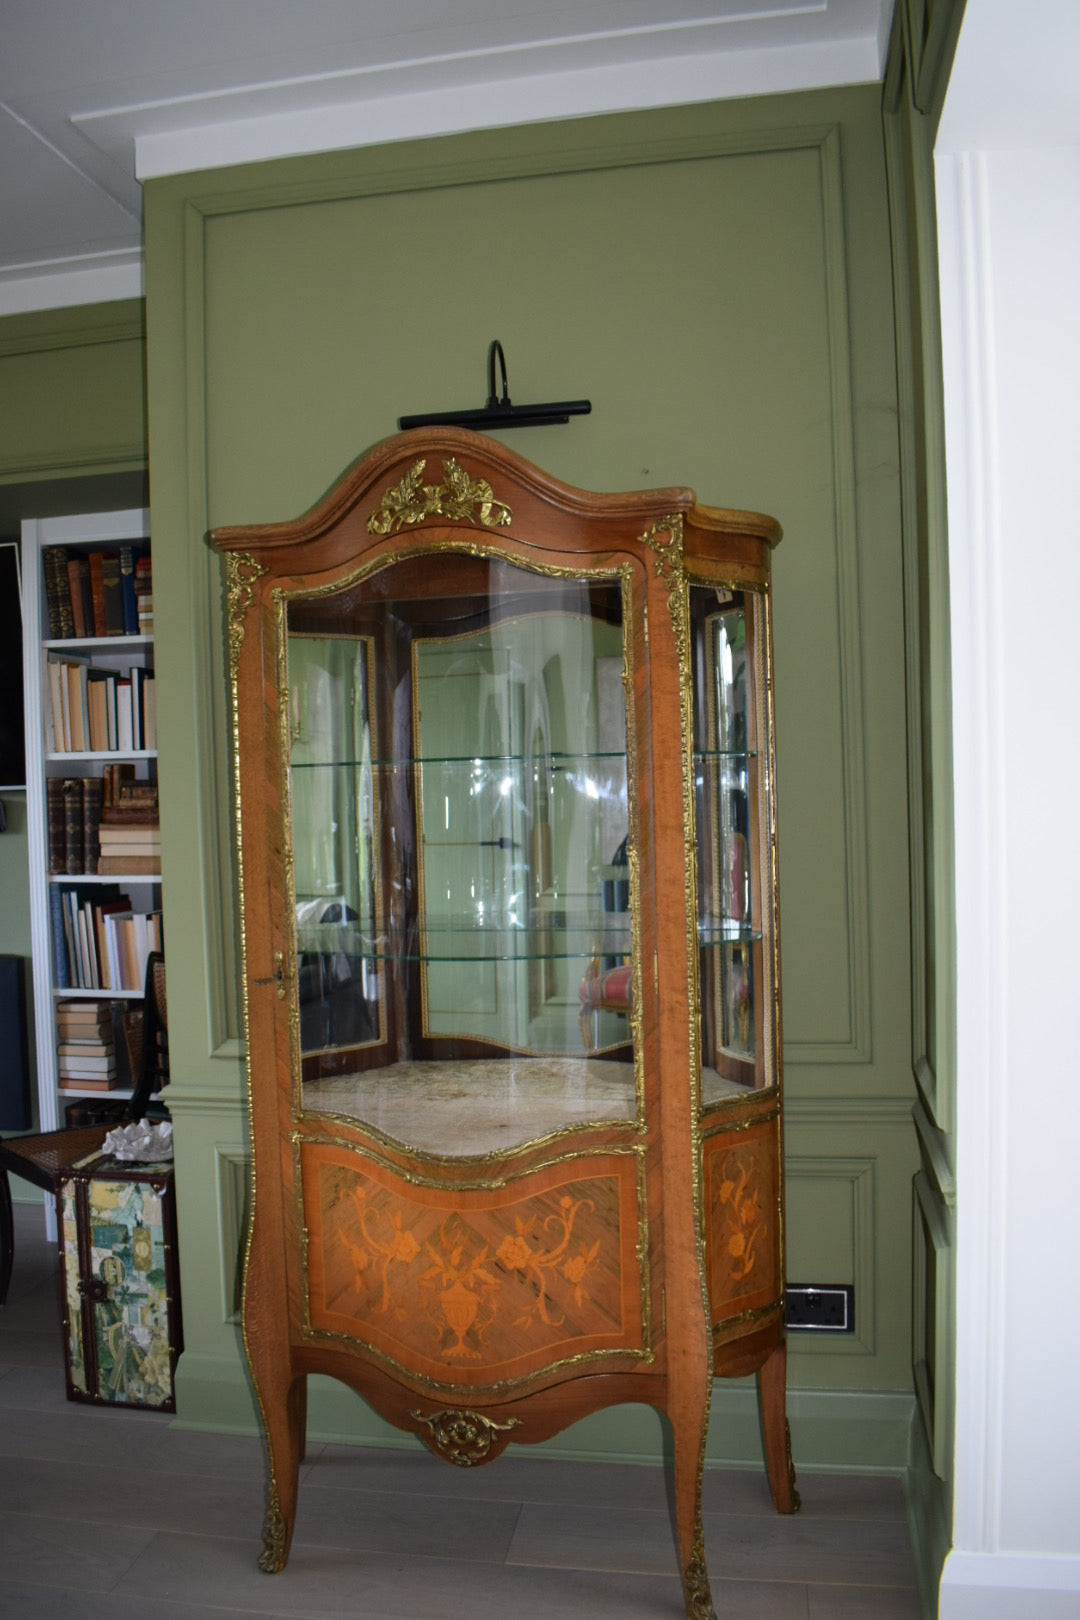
left=56, top=1156, right=182, bottom=1410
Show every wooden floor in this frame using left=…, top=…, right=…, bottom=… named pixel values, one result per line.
left=0, top=1199, right=921, bottom=1618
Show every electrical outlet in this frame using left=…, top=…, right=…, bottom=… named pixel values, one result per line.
left=785, top=1284, right=855, bottom=1333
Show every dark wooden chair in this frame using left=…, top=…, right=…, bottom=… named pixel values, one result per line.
left=133, top=951, right=169, bottom=1123
left=0, top=951, right=168, bottom=1306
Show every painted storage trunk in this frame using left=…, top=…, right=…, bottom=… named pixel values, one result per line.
left=56, top=1158, right=182, bottom=1410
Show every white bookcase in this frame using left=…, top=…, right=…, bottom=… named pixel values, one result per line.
left=21, top=509, right=159, bottom=1133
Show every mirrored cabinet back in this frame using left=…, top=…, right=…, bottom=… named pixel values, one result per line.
left=211, top=429, right=798, bottom=1618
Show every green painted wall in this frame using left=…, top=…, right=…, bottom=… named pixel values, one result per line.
left=144, top=85, right=917, bottom=1467
left=0, top=301, right=147, bottom=1140
left=882, top=0, right=967, bottom=1608
left=0, top=303, right=146, bottom=486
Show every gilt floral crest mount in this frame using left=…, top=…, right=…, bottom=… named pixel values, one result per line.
left=366, top=455, right=512, bottom=535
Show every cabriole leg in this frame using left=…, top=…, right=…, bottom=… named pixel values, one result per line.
left=255, top=1372, right=307, bottom=1572
left=669, top=1393, right=717, bottom=1620
left=757, top=1340, right=800, bottom=1514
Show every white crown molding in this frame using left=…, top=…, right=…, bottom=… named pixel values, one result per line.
left=87, top=39, right=883, bottom=180
left=3, top=3, right=892, bottom=314
left=0, top=251, right=143, bottom=317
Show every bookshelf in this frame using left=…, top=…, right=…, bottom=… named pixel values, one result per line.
left=21, top=509, right=161, bottom=1132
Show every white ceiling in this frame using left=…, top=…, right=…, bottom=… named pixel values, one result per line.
left=0, top=0, right=894, bottom=316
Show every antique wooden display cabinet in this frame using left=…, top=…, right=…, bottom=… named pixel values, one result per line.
left=213, top=430, right=797, bottom=1617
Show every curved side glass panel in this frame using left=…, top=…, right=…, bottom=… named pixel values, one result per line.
left=690, top=585, right=778, bottom=1105
left=284, top=553, right=636, bottom=1156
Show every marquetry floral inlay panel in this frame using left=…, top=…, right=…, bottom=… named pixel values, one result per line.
left=301, top=1147, right=644, bottom=1385
left=704, top=1124, right=780, bottom=1321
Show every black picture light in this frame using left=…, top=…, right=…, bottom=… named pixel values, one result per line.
left=399, top=340, right=591, bottom=431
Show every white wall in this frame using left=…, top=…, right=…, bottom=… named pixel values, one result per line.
left=936, top=3, right=1080, bottom=1615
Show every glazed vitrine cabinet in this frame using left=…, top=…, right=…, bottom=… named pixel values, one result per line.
left=213, top=430, right=797, bottom=1618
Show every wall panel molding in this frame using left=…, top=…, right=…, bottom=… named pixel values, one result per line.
left=215, top=1145, right=251, bottom=1323
left=913, top=1166, right=953, bottom=1475
left=172, top=111, right=874, bottom=1069
left=0, top=301, right=147, bottom=480
left=787, top=1096, right=912, bottom=1126
left=784, top=122, right=872, bottom=1069
left=0, top=300, right=144, bottom=358
left=785, top=1154, right=876, bottom=1356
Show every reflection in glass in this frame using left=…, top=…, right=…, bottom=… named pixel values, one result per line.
left=413, top=614, right=628, bottom=1055
left=691, top=586, right=776, bottom=1103
left=288, top=635, right=381, bottom=1055
left=284, top=556, right=636, bottom=1156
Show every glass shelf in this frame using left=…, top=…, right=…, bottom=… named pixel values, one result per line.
left=289, top=750, right=628, bottom=774
left=294, top=916, right=760, bottom=966
left=698, top=918, right=762, bottom=947
left=296, top=913, right=632, bottom=965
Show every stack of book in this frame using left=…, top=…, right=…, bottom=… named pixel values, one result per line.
left=52, top=884, right=163, bottom=992
left=47, top=768, right=159, bottom=875
left=46, top=658, right=155, bottom=754
left=42, top=544, right=150, bottom=639
left=134, top=552, right=153, bottom=634
left=47, top=775, right=104, bottom=875
left=99, top=778, right=160, bottom=875
left=56, top=1001, right=116, bottom=1092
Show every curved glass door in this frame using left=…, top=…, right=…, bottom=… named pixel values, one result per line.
left=284, top=552, right=638, bottom=1156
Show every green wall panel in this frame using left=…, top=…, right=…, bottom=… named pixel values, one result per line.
left=144, top=85, right=916, bottom=1461
left=881, top=0, right=967, bottom=1604
left=0, top=302, right=146, bottom=481
left=0, top=794, right=31, bottom=955
left=198, top=139, right=861, bottom=1065
left=201, top=147, right=826, bottom=528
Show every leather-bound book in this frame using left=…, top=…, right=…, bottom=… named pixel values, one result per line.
left=82, top=775, right=103, bottom=873
left=88, top=552, right=107, bottom=636
left=47, top=775, right=66, bottom=872
left=101, top=551, right=125, bottom=635
left=62, top=778, right=84, bottom=874
left=67, top=557, right=87, bottom=638
left=43, top=547, right=74, bottom=639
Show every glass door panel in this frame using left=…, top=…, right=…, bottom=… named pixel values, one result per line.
left=285, top=555, right=638, bottom=1156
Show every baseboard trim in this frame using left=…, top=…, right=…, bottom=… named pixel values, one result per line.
left=171, top=1351, right=261, bottom=1435
left=173, top=1350, right=914, bottom=1473
left=940, top=1551, right=1080, bottom=1619
left=906, top=1388, right=952, bottom=1618
left=9, top=1186, right=45, bottom=1207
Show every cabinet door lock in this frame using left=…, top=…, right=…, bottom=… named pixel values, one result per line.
left=254, top=952, right=287, bottom=997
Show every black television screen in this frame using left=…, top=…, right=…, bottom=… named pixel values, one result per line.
left=0, top=542, right=25, bottom=788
